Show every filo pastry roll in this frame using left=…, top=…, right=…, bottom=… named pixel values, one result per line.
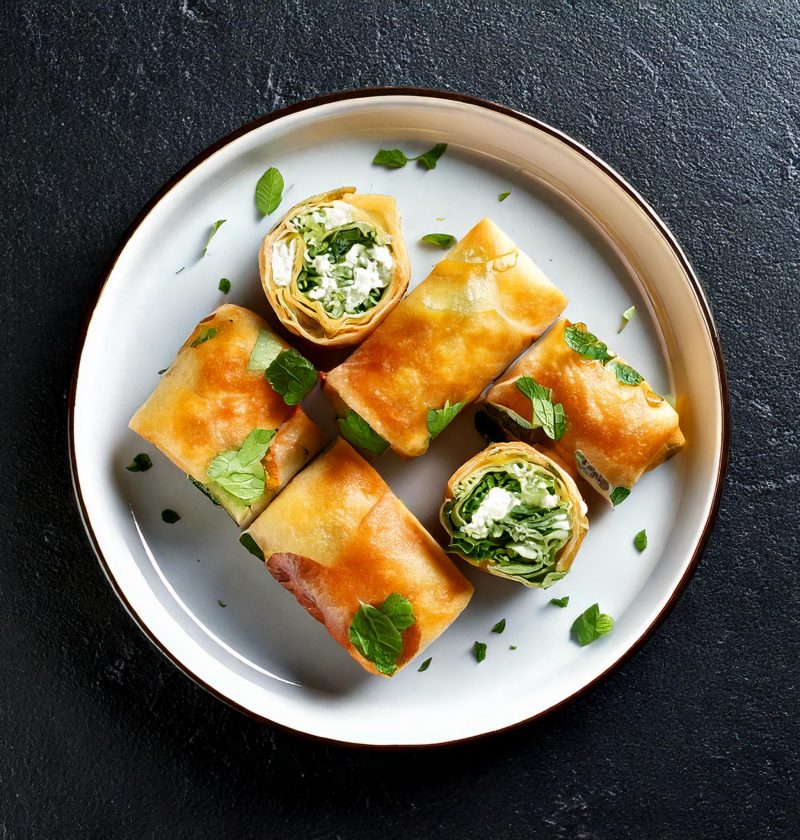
left=129, top=304, right=325, bottom=528
left=484, top=318, right=685, bottom=505
left=244, top=438, right=473, bottom=677
left=441, top=442, right=588, bottom=588
left=259, top=187, right=411, bottom=346
left=323, top=218, right=568, bottom=458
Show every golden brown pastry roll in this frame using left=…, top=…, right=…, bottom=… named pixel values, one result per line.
left=441, top=442, right=588, bottom=588
left=323, top=218, right=568, bottom=458
left=244, top=438, right=474, bottom=677
left=129, top=304, right=326, bottom=528
left=484, top=318, right=685, bottom=505
left=259, top=187, right=411, bottom=346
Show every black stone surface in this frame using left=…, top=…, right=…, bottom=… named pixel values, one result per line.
left=1, top=1, right=797, bottom=837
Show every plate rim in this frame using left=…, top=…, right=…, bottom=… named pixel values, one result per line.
left=67, top=86, right=731, bottom=750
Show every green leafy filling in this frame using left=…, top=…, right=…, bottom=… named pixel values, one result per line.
left=348, top=593, right=415, bottom=676
left=442, top=460, right=574, bottom=588
left=427, top=400, right=464, bottom=440
left=338, top=410, right=389, bottom=455
left=239, top=533, right=265, bottom=561
left=191, top=327, right=217, bottom=348
left=206, top=428, right=276, bottom=504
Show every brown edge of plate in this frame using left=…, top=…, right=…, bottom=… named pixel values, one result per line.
left=67, top=86, right=731, bottom=751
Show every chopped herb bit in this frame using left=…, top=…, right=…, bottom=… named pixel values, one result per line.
left=564, top=323, right=615, bottom=364
left=610, top=486, right=631, bottom=507
left=498, top=191, right=511, bottom=202
left=515, top=376, right=567, bottom=440
left=613, top=362, right=644, bottom=386
left=427, top=400, right=465, bottom=440
left=126, top=453, right=152, bottom=472
left=265, top=348, right=318, bottom=405
left=248, top=329, right=284, bottom=371
left=571, top=603, right=615, bottom=646
left=510, top=645, right=518, bottom=650
left=473, top=641, right=487, bottom=663
left=207, top=428, right=276, bottom=504
left=550, top=596, right=570, bottom=608
left=190, top=326, right=217, bottom=348
left=255, top=166, right=284, bottom=215
left=202, top=219, right=226, bottom=256
left=418, top=657, right=432, bottom=672
left=338, top=410, right=389, bottom=455
left=421, top=233, right=457, bottom=248
left=634, top=529, right=648, bottom=552
left=491, top=619, right=506, bottom=634
left=474, top=409, right=505, bottom=443
left=175, top=266, right=185, bottom=274
left=217, top=599, right=227, bottom=608
left=349, top=594, right=415, bottom=676
left=218, top=277, right=231, bottom=294
left=239, top=533, right=265, bottom=561
left=372, top=143, right=447, bottom=170
left=157, top=368, right=168, bottom=375
left=619, top=305, right=636, bottom=332
left=435, top=216, right=446, bottom=221
left=161, top=509, right=180, bottom=524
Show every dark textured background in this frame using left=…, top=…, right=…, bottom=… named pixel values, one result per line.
left=1, top=1, right=798, bottom=837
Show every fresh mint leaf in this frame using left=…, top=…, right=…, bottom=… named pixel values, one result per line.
left=572, top=603, right=614, bottom=646
left=550, top=596, right=570, bottom=608
left=265, top=348, right=318, bottom=405
left=427, top=400, right=464, bottom=439
left=610, top=486, right=631, bottom=507
left=202, top=219, right=226, bottom=256
left=634, top=529, right=648, bottom=552
left=126, top=453, right=152, bottom=472
left=206, top=427, right=275, bottom=504
left=161, top=509, right=180, bottom=524
left=515, top=376, right=567, bottom=440
left=421, top=233, right=457, bottom=248
left=418, top=657, right=432, bottom=672
left=498, top=191, right=511, bottom=202
left=239, top=533, right=265, bottom=561
left=218, top=277, right=231, bottom=294
left=188, top=475, right=220, bottom=506
left=349, top=596, right=413, bottom=676
left=255, top=167, right=284, bottom=215
left=619, top=305, right=636, bottom=332
left=190, top=327, right=217, bottom=348
left=415, top=143, right=447, bottom=170
left=248, top=329, right=284, bottom=371
left=613, top=362, right=643, bottom=386
left=380, top=593, right=416, bottom=631
left=473, top=641, right=487, bottom=663
left=338, top=410, right=389, bottom=455
left=372, top=148, right=409, bottom=168
left=564, top=324, right=614, bottom=364
left=492, top=619, right=506, bottom=634
left=217, top=599, right=227, bottom=608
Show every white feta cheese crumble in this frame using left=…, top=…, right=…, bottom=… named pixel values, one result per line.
left=271, top=239, right=296, bottom=287
left=462, top=486, right=519, bottom=539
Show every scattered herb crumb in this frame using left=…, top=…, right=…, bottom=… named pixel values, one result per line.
left=191, top=327, right=217, bottom=348
left=571, top=603, right=615, bottom=647
left=435, top=216, right=446, bottom=221
left=491, top=619, right=506, bottom=634
left=550, top=596, right=570, bottom=608
left=126, top=453, right=152, bottom=472
left=498, top=190, right=511, bottom=202
left=421, top=233, right=457, bottom=248
left=175, top=266, right=185, bottom=274
left=372, top=143, right=447, bottom=170
left=418, top=657, right=432, bottom=672
left=634, top=529, right=648, bottom=552
left=217, top=599, right=227, bottom=608
left=619, top=305, right=637, bottom=332
left=473, top=641, right=487, bottom=663
left=157, top=368, right=167, bottom=375
left=218, top=277, right=231, bottom=294
left=510, top=645, right=518, bottom=650
left=161, top=509, right=180, bottom=524
left=202, top=219, right=226, bottom=256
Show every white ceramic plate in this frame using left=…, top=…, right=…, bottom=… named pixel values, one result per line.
left=70, top=89, right=728, bottom=747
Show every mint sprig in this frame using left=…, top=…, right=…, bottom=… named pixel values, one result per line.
left=515, top=376, right=566, bottom=440
left=571, top=603, right=615, bottom=646
left=372, top=143, right=447, bottom=170
left=349, top=593, right=415, bottom=675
